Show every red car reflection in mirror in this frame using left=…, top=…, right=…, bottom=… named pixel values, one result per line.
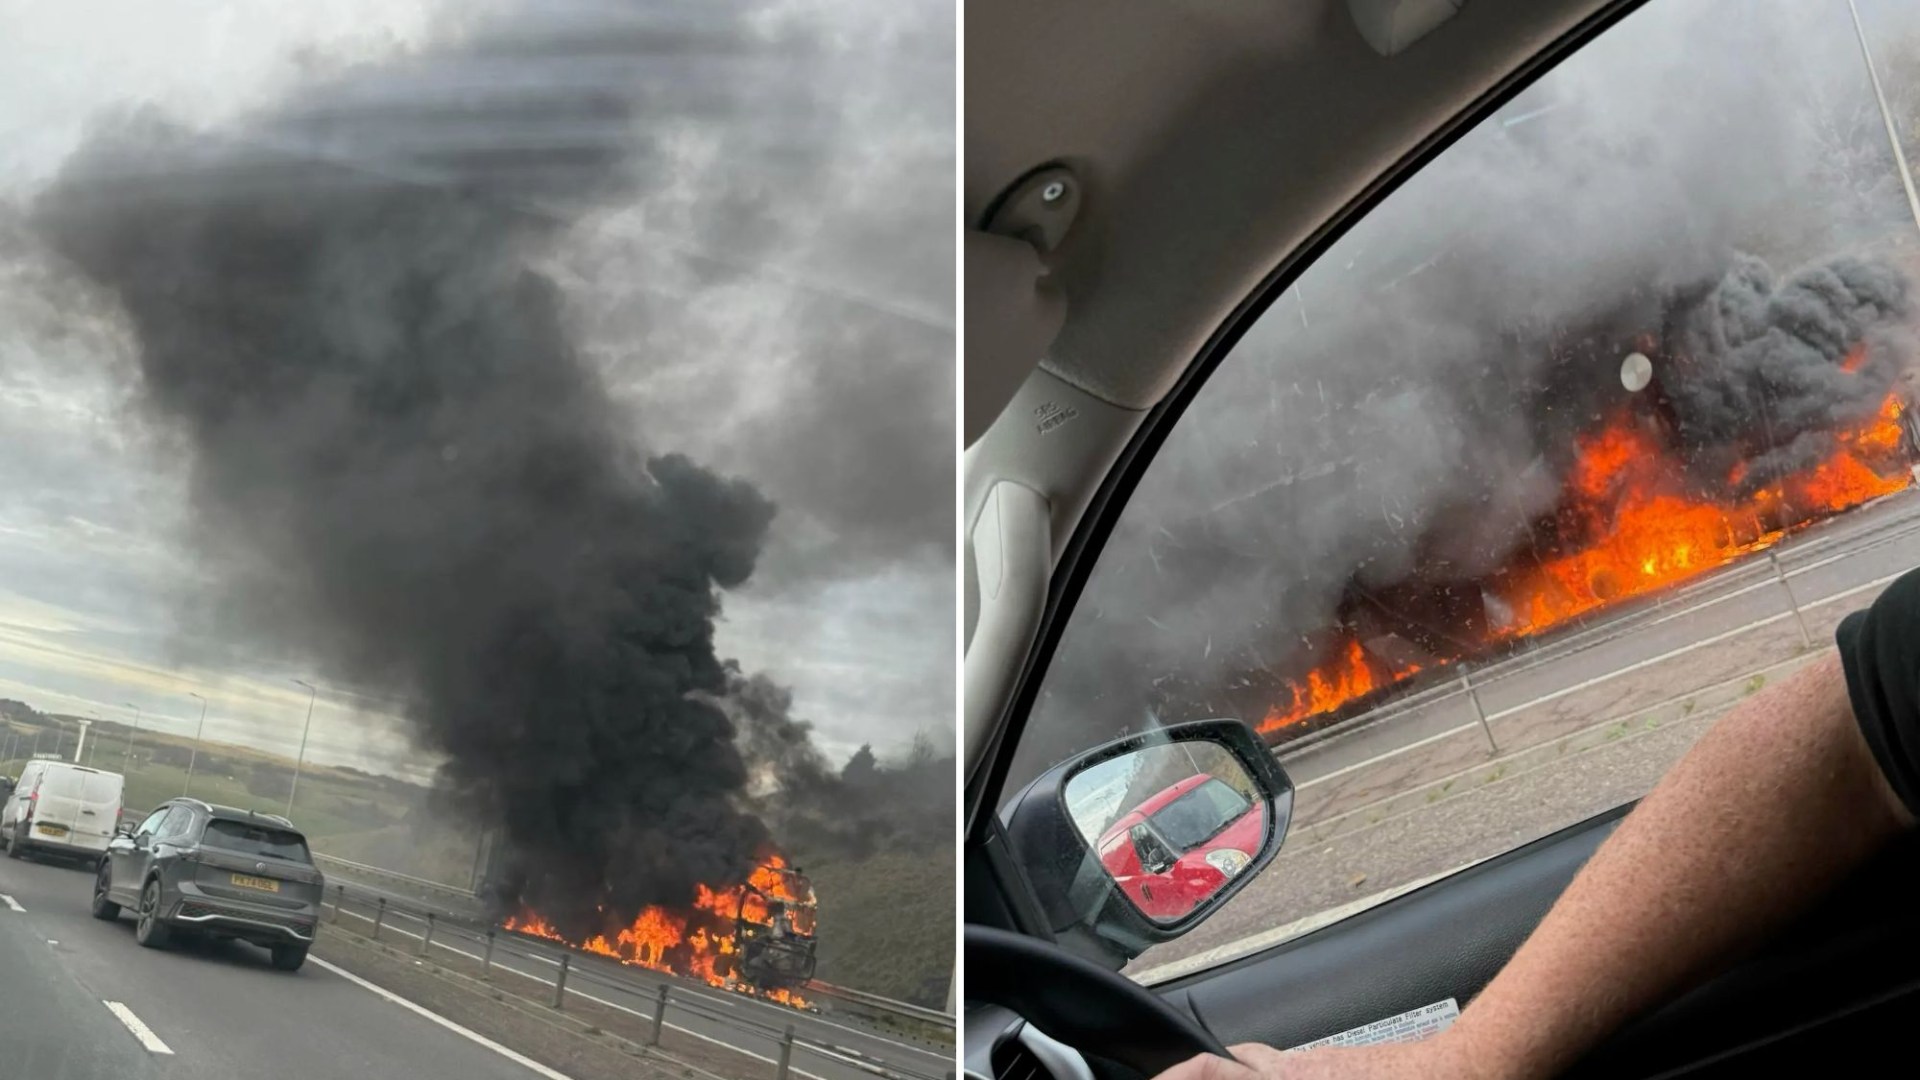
left=1094, top=774, right=1263, bottom=921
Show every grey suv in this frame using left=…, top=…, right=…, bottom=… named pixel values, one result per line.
left=93, top=798, right=325, bottom=971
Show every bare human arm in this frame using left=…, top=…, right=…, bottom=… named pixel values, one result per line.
left=1155, top=651, right=1913, bottom=1080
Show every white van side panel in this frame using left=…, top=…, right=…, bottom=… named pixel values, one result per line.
left=2, top=762, right=43, bottom=830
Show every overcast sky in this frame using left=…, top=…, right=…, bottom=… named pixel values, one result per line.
left=0, top=0, right=954, bottom=779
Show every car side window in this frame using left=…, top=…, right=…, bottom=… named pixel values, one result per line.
left=1130, top=824, right=1174, bottom=875
left=1016, top=2, right=1920, bottom=980
left=154, top=807, right=192, bottom=842
left=133, top=808, right=169, bottom=838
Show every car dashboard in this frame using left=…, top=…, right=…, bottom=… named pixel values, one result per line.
left=966, top=1005, right=1098, bottom=1080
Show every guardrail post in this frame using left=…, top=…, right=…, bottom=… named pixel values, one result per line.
left=775, top=1023, right=795, bottom=1080
left=372, top=897, right=386, bottom=941
left=1770, top=550, right=1813, bottom=649
left=482, top=930, right=496, bottom=981
left=648, top=984, right=670, bottom=1045
left=1460, top=667, right=1499, bottom=754
left=420, top=912, right=434, bottom=956
left=332, top=883, right=345, bottom=923
left=551, top=953, right=570, bottom=1009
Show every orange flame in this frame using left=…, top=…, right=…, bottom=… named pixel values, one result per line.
left=1259, top=640, right=1422, bottom=733
left=1257, top=387, right=1911, bottom=733
left=502, top=854, right=815, bottom=1008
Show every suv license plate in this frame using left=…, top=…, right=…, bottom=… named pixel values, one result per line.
left=231, top=874, right=281, bottom=893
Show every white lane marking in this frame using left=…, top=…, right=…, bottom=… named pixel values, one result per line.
left=0, top=894, right=22, bottom=911
left=308, top=956, right=578, bottom=1080
left=1483, top=568, right=1903, bottom=723
left=103, top=1001, right=175, bottom=1055
left=321, top=907, right=846, bottom=1077
left=1297, top=722, right=1479, bottom=791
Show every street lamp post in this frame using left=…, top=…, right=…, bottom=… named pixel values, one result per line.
left=288, top=679, right=318, bottom=818
left=122, top=702, right=143, bottom=775
left=1848, top=0, right=1920, bottom=239
left=185, top=693, right=209, bottom=796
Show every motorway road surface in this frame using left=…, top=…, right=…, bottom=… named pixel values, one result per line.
left=324, top=883, right=952, bottom=1080
left=0, top=853, right=563, bottom=1079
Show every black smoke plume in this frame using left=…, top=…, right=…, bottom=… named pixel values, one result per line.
left=1665, top=253, right=1912, bottom=491
left=31, top=5, right=880, bottom=934
left=714, top=664, right=952, bottom=861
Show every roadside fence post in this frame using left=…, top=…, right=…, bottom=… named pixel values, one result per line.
left=420, top=912, right=435, bottom=957
left=372, top=897, right=386, bottom=941
left=333, top=883, right=345, bottom=924
left=482, top=930, right=496, bottom=981
left=776, top=1024, right=795, bottom=1080
left=1461, top=666, right=1499, bottom=754
left=1770, top=550, right=1813, bottom=649
left=648, top=984, right=670, bottom=1046
left=552, top=953, right=571, bottom=1009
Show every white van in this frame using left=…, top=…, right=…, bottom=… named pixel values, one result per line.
left=0, top=761, right=125, bottom=861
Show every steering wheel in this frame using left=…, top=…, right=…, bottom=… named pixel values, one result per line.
left=966, top=924, right=1232, bottom=1076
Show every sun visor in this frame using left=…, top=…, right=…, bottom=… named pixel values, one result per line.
left=1349, top=0, right=1468, bottom=57
left=965, top=230, right=1066, bottom=446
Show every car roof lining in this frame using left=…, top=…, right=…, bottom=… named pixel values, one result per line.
left=966, top=0, right=1628, bottom=413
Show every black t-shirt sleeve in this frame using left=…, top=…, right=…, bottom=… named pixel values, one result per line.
left=1837, top=566, right=1920, bottom=819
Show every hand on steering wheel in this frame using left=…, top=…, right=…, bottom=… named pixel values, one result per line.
left=965, top=924, right=1230, bottom=1076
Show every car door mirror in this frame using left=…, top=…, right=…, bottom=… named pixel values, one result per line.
left=114, top=821, right=135, bottom=838
left=999, top=718, right=1294, bottom=964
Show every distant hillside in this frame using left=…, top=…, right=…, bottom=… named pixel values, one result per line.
left=801, top=845, right=954, bottom=1008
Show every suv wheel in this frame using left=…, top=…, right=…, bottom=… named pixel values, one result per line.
left=134, top=879, right=172, bottom=949
left=90, top=863, right=121, bottom=921
left=270, top=943, right=308, bottom=972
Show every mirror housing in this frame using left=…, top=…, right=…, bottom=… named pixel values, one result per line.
left=999, top=718, right=1294, bottom=967
left=113, top=821, right=135, bottom=838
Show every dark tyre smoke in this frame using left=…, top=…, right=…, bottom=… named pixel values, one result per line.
left=1667, top=253, right=1912, bottom=489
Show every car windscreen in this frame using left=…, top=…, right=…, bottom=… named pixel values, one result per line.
left=1147, top=778, right=1251, bottom=853
left=204, top=819, right=312, bottom=863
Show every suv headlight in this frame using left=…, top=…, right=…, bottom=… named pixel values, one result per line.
left=1204, top=848, right=1251, bottom=878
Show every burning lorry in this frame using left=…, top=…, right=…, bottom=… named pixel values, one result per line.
left=721, top=861, right=819, bottom=993
left=485, top=838, right=821, bottom=1005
